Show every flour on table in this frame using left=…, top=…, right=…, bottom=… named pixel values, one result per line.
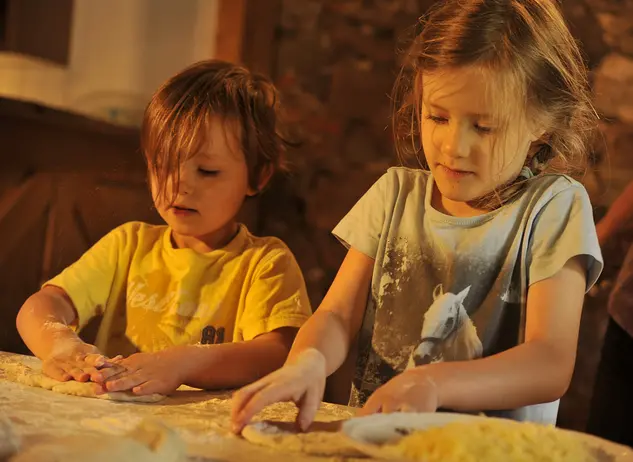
left=0, top=414, right=20, bottom=460
left=0, top=362, right=165, bottom=403
left=241, top=420, right=364, bottom=457
left=9, top=419, right=186, bottom=462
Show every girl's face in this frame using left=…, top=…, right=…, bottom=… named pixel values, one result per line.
left=420, top=65, right=542, bottom=217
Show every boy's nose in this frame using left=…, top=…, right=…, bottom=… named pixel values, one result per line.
left=176, top=170, right=194, bottom=196
left=178, top=181, right=192, bottom=195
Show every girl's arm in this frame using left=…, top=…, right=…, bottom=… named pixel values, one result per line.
left=286, top=247, right=374, bottom=373
left=231, top=247, right=374, bottom=432
left=361, top=256, right=586, bottom=414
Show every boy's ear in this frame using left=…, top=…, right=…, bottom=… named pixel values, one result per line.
left=530, top=127, right=548, bottom=143
left=527, top=129, right=550, bottom=158
left=246, top=164, right=274, bottom=197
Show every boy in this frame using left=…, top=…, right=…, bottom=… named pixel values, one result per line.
left=16, top=60, right=312, bottom=396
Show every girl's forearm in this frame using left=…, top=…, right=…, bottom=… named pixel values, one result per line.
left=286, top=248, right=374, bottom=375
left=420, top=340, right=573, bottom=411
left=286, top=309, right=352, bottom=376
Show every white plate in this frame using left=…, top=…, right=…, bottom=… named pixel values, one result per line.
left=340, top=412, right=633, bottom=461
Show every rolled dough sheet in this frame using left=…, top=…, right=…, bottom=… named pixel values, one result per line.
left=0, top=362, right=165, bottom=403
left=241, top=420, right=364, bottom=457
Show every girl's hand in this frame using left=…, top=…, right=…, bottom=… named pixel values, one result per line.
left=42, top=340, right=119, bottom=383
left=358, top=369, right=440, bottom=415
left=103, top=346, right=192, bottom=396
left=230, top=348, right=327, bottom=434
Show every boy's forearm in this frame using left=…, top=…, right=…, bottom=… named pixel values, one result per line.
left=178, top=329, right=296, bottom=390
left=16, top=288, right=83, bottom=360
left=419, top=340, right=572, bottom=412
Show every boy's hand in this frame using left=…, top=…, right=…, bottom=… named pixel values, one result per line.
left=103, top=346, right=193, bottom=396
left=42, top=341, right=121, bottom=383
left=358, top=368, right=440, bottom=416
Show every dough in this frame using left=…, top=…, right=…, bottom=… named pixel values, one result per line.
left=1, top=362, right=165, bottom=403
left=241, top=420, right=364, bottom=457
left=0, top=414, right=20, bottom=460
left=10, top=419, right=186, bottom=462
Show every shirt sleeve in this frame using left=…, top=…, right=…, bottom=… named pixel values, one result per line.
left=331, top=171, right=391, bottom=259
left=43, top=226, right=124, bottom=329
left=239, top=246, right=312, bottom=341
left=527, top=183, right=604, bottom=292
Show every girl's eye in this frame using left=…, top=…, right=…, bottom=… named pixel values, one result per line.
left=198, top=168, right=219, bottom=176
left=475, top=124, right=494, bottom=134
left=426, top=114, right=448, bottom=124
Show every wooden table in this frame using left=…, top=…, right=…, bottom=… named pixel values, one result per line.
left=0, top=352, right=364, bottom=461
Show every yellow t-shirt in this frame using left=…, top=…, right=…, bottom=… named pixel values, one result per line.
left=45, top=221, right=312, bottom=357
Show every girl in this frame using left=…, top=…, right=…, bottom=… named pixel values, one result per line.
left=231, top=0, right=603, bottom=432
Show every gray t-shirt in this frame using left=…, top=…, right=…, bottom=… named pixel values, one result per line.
left=332, top=167, right=603, bottom=424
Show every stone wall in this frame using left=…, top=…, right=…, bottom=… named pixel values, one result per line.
left=255, top=0, right=633, bottom=430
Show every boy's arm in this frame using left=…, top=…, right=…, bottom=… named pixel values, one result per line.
left=16, top=286, right=111, bottom=382
left=182, top=328, right=296, bottom=389
left=16, top=226, right=126, bottom=383
left=103, top=327, right=297, bottom=394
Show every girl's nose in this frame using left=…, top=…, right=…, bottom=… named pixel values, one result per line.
left=441, top=124, right=470, bottom=159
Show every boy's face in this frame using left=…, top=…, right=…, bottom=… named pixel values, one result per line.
left=151, top=117, right=255, bottom=250
left=420, top=66, right=540, bottom=214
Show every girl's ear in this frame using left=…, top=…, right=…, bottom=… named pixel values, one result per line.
left=246, top=164, right=274, bottom=197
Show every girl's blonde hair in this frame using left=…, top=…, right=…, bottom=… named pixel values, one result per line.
left=393, top=0, right=598, bottom=209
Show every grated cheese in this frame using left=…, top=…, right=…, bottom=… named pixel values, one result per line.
left=385, top=419, right=600, bottom=462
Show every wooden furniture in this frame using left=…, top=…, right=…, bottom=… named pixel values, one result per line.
left=0, top=0, right=74, bottom=64
left=0, top=97, right=157, bottom=354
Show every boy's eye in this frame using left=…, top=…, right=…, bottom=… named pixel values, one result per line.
left=198, top=168, right=220, bottom=176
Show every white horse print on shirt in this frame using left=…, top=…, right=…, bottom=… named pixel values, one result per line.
left=407, top=284, right=483, bottom=369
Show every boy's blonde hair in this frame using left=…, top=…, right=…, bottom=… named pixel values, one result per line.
left=393, top=0, right=597, bottom=209
left=141, top=60, right=290, bottom=204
